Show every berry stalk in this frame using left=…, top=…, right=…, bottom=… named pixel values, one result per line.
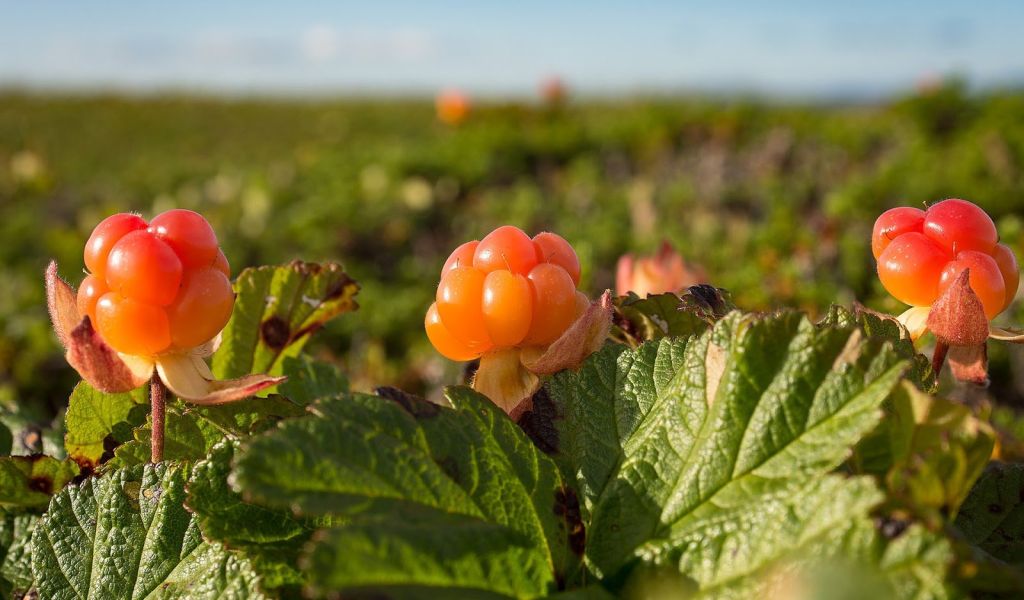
left=151, top=378, right=166, bottom=463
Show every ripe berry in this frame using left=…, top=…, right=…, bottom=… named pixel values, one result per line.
left=95, top=293, right=172, bottom=356
left=213, top=248, right=231, bottom=277
left=166, top=268, right=235, bottom=349
left=83, top=213, right=147, bottom=278
left=533, top=232, right=581, bottom=284
left=105, top=231, right=183, bottom=306
left=149, top=209, right=219, bottom=269
left=426, top=226, right=584, bottom=360
left=474, top=226, right=539, bottom=276
left=76, top=274, right=108, bottom=325
left=871, top=207, right=925, bottom=260
left=922, top=198, right=998, bottom=255
left=874, top=198, right=1019, bottom=319
left=992, top=243, right=1020, bottom=311
left=80, top=210, right=233, bottom=356
left=938, top=251, right=1006, bottom=319
left=877, top=232, right=949, bottom=307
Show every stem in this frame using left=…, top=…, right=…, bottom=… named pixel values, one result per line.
left=931, top=341, right=949, bottom=378
left=151, top=379, right=166, bottom=463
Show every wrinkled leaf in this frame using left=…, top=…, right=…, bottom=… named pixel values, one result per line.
left=821, top=305, right=936, bottom=392
left=30, top=463, right=269, bottom=599
left=212, top=261, right=359, bottom=380
left=186, top=440, right=310, bottom=588
left=64, top=382, right=148, bottom=470
left=277, top=355, right=349, bottom=404
left=1, top=512, right=37, bottom=597
left=113, top=394, right=308, bottom=466
left=234, top=390, right=581, bottom=597
left=0, top=456, right=79, bottom=508
left=546, top=311, right=908, bottom=587
left=611, top=291, right=716, bottom=347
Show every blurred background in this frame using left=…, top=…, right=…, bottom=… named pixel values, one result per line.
left=2, top=1, right=1023, bottom=418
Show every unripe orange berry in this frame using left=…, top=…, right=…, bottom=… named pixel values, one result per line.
left=533, top=232, right=581, bottom=285
left=436, top=266, right=493, bottom=351
left=482, top=270, right=533, bottom=346
left=442, top=240, right=479, bottom=276
left=425, top=303, right=480, bottom=361
left=474, top=226, right=538, bottom=276
left=522, top=263, right=577, bottom=346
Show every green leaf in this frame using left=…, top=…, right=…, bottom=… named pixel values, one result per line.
left=278, top=355, right=349, bottom=404
left=955, top=462, right=1024, bottom=566
left=851, top=381, right=995, bottom=523
left=611, top=289, right=729, bottom=346
left=30, top=463, right=269, bottom=599
left=820, top=305, right=936, bottom=392
left=186, top=439, right=310, bottom=588
left=234, top=390, right=581, bottom=597
left=212, top=261, right=359, bottom=380
left=1, top=512, right=37, bottom=597
left=64, top=382, right=148, bottom=469
left=112, top=395, right=307, bottom=466
left=545, top=311, right=908, bottom=586
left=0, top=456, right=79, bottom=508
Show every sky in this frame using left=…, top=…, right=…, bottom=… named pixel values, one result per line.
left=1, top=1, right=1022, bottom=98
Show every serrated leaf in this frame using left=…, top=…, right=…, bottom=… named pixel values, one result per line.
left=611, top=291, right=716, bottom=346
left=821, top=305, right=936, bottom=392
left=1, top=512, right=37, bottom=597
left=0, top=456, right=79, bottom=508
left=112, top=395, right=307, bottom=467
left=30, top=463, right=269, bottom=599
left=234, top=390, right=581, bottom=597
left=186, top=440, right=310, bottom=588
left=851, top=381, right=995, bottom=524
left=64, top=382, right=148, bottom=469
left=212, top=261, right=358, bottom=380
left=305, top=514, right=546, bottom=598
left=954, top=462, right=1024, bottom=566
left=278, top=355, right=349, bottom=404
left=545, top=311, right=908, bottom=586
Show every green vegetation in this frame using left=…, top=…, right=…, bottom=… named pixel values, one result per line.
left=3, top=84, right=1022, bottom=412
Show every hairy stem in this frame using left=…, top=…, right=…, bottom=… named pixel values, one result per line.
left=151, top=379, right=166, bottom=463
left=931, top=340, right=949, bottom=378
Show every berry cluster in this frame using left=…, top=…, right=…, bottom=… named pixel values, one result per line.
left=77, top=210, right=234, bottom=356
left=425, top=226, right=586, bottom=361
left=873, top=198, right=1019, bottom=319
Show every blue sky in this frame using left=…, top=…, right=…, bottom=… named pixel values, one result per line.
left=1, top=1, right=1021, bottom=97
